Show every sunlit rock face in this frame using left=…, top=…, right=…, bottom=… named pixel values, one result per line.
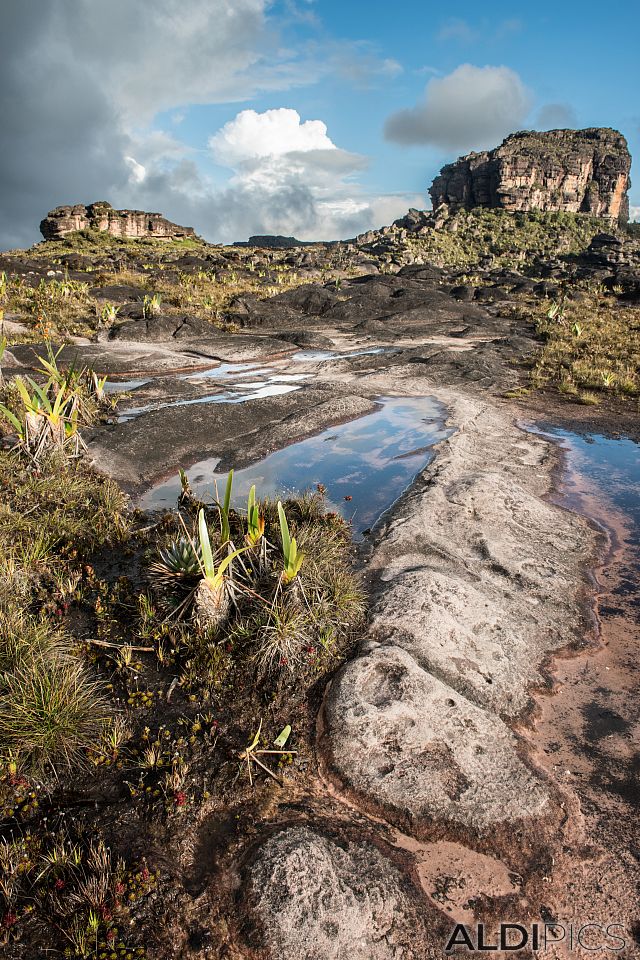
left=430, top=128, right=631, bottom=222
left=39, top=201, right=197, bottom=240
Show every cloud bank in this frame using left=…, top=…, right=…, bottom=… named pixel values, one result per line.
left=0, top=0, right=411, bottom=249
left=384, top=64, right=532, bottom=152
left=127, top=108, right=414, bottom=243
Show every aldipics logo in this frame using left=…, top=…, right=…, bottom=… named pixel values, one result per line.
left=444, top=923, right=628, bottom=953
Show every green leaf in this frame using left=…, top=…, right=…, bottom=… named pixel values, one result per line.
left=215, top=544, right=248, bottom=580
left=274, top=725, right=291, bottom=748
left=0, top=403, right=24, bottom=436
left=277, top=501, right=291, bottom=560
left=219, top=469, right=233, bottom=544
left=247, top=720, right=262, bottom=752
left=198, top=509, right=215, bottom=579
left=223, top=469, right=233, bottom=516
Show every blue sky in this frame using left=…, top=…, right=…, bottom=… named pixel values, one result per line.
left=1, top=0, right=638, bottom=248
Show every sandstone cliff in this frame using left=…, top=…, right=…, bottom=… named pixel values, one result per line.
left=429, top=128, right=631, bottom=222
left=40, top=201, right=196, bottom=241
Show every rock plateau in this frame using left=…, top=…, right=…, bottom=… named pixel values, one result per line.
left=429, top=128, right=631, bottom=222
left=39, top=201, right=197, bottom=241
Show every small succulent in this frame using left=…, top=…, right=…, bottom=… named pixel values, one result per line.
left=150, top=536, right=202, bottom=588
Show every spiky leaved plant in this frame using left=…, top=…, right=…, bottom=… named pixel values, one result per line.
left=142, top=293, right=162, bottom=319
left=194, top=508, right=246, bottom=630
left=277, top=501, right=303, bottom=583
left=246, top=484, right=264, bottom=546
left=149, top=536, right=202, bottom=590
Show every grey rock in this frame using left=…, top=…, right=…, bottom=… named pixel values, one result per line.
left=326, top=645, right=549, bottom=831
left=246, top=825, right=439, bottom=959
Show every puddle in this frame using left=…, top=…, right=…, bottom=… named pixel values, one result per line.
left=117, top=382, right=301, bottom=421
left=113, top=347, right=393, bottom=421
left=541, top=427, right=639, bottom=527
left=534, top=425, right=640, bottom=607
left=141, top=396, right=449, bottom=535
left=291, top=347, right=390, bottom=362
left=184, top=362, right=267, bottom=380
left=103, top=378, right=150, bottom=394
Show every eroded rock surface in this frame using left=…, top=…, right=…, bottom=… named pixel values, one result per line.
left=246, top=826, right=441, bottom=959
left=324, top=396, right=595, bottom=848
left=327, top=645, right=549, bottom=830
left=430, top=128, right=631, bottom=221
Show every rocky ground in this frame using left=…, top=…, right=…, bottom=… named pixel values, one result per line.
left=0, top=212, right=638, bottom=958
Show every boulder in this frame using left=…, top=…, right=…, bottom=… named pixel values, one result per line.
left=245, top=825, right=439, bottom=959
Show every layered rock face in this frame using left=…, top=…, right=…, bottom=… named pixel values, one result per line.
left=40, top=201, right=196, bottom=241
left=430, top=128, right=631, bottom=222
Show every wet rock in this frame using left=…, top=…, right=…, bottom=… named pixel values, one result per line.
left=245, top=825, right=439, bottom=959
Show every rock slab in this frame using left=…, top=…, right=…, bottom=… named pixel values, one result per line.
left=247, top=826, right=439, bottom=959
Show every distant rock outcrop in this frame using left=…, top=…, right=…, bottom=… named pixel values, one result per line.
left=235, top=235, right=316, bottom=249
left=40, top=201, right=197, bottom=241
left=429, top=128, right=631, bottom=222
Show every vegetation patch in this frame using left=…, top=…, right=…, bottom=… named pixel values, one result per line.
left=529, top=287, right=640, bottom=402
left=0, top=366, right=365, bottom=956
left=402, top=209, right=609, bottom=270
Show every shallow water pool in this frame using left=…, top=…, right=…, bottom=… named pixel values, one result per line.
left=533, top=424, right=639, bottom=608
left=141, top=395, right=449, bottom=536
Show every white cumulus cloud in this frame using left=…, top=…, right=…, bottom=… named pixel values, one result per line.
left=384, top=63, right=532, bottom=152
left=210, top=108, right=337, bottom=165
left=123, top=108, right=415, bottom=242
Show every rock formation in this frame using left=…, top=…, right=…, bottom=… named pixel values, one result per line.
left=429, top=128, right=631, bottom=222
left=40, top=201, right=196, bottom=241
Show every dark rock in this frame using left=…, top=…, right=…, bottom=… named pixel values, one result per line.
left=274, top=283, right=340, bottom=315
left=235, top=235, right=318, bottom=249
left=275, top=330, right=336, bottom=349
left=58, top=253, right=95, bottom=271
left=430, top=128, right=631, bottom=222
left=90, top=284, right=149, bottom=303
left=396, top=263, right=443, bottom=281
left=108, top=315, right=217, bottom=342
left=449, top=284, right=475, bottom=301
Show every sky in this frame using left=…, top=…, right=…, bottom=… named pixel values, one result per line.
left=1, top=0, right=639, bottom=249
